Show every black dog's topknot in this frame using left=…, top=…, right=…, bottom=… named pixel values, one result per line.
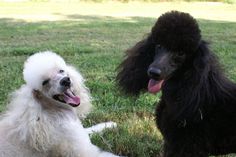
left=152, top=11, right=201, bottom=53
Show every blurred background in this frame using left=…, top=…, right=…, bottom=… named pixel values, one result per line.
left=0, top=0, right=235, bottom=156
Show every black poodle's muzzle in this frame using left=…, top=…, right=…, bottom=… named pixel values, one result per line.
left=147, top=65, right=165, bottom=94
left=148, top=67, right=162, bottom=81
left=147, top=46, right=178, bottom=94
left=147, top=46, right=170, bottom=81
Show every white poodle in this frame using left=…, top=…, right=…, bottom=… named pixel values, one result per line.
left=0, top=51, right=120, bottom=157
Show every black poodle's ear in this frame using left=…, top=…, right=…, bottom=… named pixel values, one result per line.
left=192, top=40, right=215, bottom=72
left=116, top=36, right=155, bottom=95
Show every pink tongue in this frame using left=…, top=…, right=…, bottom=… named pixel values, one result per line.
left=63, top=89, right=80, bottom=106
left=148, top=79, right=164, bottom=94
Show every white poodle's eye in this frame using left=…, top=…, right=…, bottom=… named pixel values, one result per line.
left=42, top=79, right=50, bottom=86
left=59, top=70, right=64, bottom=73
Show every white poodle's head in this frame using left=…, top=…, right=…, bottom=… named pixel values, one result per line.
left=23, top=51, right=92, bottom=118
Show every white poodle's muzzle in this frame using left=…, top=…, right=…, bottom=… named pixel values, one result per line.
left=42, top=70, right=81, bottom=107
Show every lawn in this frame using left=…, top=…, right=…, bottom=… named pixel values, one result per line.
left=0, top=1, right=236, bottom=157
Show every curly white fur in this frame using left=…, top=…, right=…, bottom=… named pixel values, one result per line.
left=0, top=51, right=120, bottom=157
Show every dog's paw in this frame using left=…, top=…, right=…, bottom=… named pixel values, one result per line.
left=102, top=121, right=117, bottom=129
left=86, top=121, right=117, bottom=134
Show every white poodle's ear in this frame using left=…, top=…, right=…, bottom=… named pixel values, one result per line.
left=4, top=85, right=56, bottom=151
left=66, top=66, right=92, bottom=119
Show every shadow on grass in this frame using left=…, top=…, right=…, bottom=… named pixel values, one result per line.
left=0, top=15, right=235, bottom=56
left=0, top=16, right=153, bottom=56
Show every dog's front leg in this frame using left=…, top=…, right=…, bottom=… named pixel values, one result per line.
left=86, top=121, right=117, bottom=135
left=58, top=120, right=121, bottom=157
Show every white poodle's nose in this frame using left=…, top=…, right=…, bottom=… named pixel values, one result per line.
left=60, top=77, right=71, bottom=88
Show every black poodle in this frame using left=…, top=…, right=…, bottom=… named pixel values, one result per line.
left=116, top=11, right=236, bottom=157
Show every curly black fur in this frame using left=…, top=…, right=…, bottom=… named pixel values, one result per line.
left=116, top=36, right=155, bottom=94
left=116, top=11, right=236, bottom=157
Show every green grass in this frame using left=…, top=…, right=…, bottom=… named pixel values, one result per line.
left=0, top=2, right=236, bottom=157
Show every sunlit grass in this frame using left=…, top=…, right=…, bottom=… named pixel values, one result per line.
left=0, top=2, right=236, bottom=21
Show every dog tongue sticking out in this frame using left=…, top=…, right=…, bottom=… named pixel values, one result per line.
left=63, top=89, right=80, bottom=107
left=148, top=79, right=164, bottom=94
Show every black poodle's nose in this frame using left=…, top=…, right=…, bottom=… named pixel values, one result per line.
left=60, top=77, right=71, bottom=87
left=148, top=67, right=162, bottom=80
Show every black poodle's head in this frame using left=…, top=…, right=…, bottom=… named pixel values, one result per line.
left=147, top=11, right=202, bottom=93
left=151, top=11, right=201, bottom=54
left=117, top=11, right=203, bottom=95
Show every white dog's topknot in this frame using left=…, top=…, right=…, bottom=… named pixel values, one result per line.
left=23, top=51, right=67, bottom=90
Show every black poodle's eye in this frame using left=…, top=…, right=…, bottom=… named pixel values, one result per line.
left=42, top=79, right=50, bottom=86
left=177, top=51, right=185, bottom=57
left=59, top=70, right=64, bottom=73
left=174, top=52, right=186, bottom=64
left=155, top=44, right=162, bottom=55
